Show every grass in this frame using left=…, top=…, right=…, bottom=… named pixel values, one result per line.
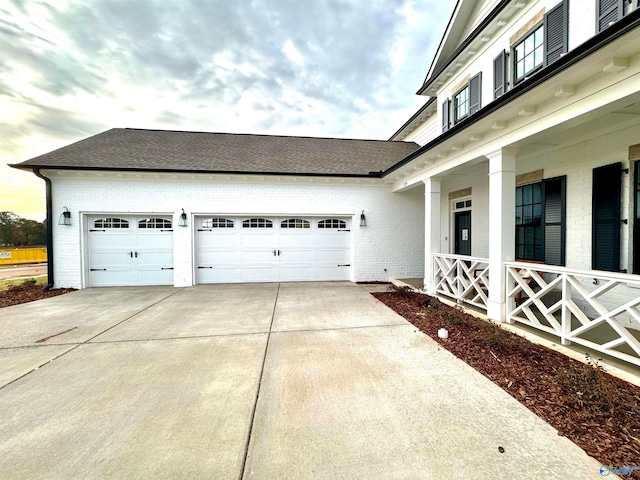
left=0, top=276, right=47, bottom=291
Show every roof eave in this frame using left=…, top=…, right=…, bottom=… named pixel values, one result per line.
left=390, top=12, right=640, bottom=176
left=10, top=164, right=387, bottom=179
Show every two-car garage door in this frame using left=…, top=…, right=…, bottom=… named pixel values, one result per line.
left=196, top=216, right=351, bottom=283
left=87, top=214, right=351, bottom=286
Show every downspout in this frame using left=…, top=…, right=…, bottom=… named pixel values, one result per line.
left=33, top=168, right=54, bottom=290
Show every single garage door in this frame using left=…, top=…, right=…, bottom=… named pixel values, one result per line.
left=88, top=215, right=174, bottom=287
left=196, top=216, right=350, bottom=283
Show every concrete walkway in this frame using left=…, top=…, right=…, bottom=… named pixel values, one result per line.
left=0, top=283, right=607, bottom=479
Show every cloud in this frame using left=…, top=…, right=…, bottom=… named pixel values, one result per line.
left=0, top=0, right=455, bottom=219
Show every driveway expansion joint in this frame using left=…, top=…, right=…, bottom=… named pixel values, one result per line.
left=239, top=283, right=280, bottom=480
left=0, top=287, right=186, bottom=391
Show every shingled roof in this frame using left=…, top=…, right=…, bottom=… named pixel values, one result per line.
left=11, top=128, right=420, bottom=177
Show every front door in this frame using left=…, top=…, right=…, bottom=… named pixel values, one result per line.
left=454, top=211, right=471, bottom=255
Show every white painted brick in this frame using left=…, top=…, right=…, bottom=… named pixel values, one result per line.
left=48, top=177, right=425, bottom=289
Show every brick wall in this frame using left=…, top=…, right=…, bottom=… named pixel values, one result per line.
left=48, top=175, right=425, bottom=288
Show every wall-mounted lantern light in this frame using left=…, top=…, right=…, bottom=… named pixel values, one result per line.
left=179, top=209, right=188, bottom=227
left=58, top=206, right=71, bottom=226
left=360, top=210, right=367, bottom=227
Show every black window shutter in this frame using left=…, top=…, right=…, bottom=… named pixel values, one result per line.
left=543, top=176, right=566, bottom=266
left=598, top=0, right=621, bottom=32
left=493, top=50, right=507, bottom=99
left=592, top=163, right=622, bottom=271
left=544, top=0, right=568, bottom=66
left=442, top=99, right=451, bottom=132
left=469, top=73, right=482, bottom=115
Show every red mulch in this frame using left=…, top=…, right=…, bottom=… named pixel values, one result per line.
left=374, top=290, right=640, bottom=476
left=0, top=285, right=75, bottom=308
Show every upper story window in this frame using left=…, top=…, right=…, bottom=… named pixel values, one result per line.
left=514, top=26, right=544, bottom=83
left=494, top=0, right=568, bottom=99
left=443, top=73, right=482, bottom=131
left=454, top=86, right=469, bottom=123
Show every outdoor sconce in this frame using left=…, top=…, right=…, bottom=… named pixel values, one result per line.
left=58, top=206, right=71, bottom=226
left=360, top=210, right=367, bottom=227
left=179, top=209, right=188, bottom=227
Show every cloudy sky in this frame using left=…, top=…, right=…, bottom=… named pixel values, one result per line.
left=0, top=0, right=454, bottom=220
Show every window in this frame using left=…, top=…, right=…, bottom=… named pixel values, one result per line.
left=454, top=86, right=469, bottom=123
left=516, top=183, right=544, bottom=261
left=242, top=218, right=272, bottom=228
left=203, top=218, right=234, bottom=228
left=318, top=219, right=346, bottom=229
left=496, top=1, right=567, bottom=95
left=94, top=218, right=129, bottom=229
left=515, top=177, right=566, bottom=265
left=138, top=218, right=171, bottom=229
left=281, top=218, right=310, bottom=229
left=514, top=26, right=544, bottom=83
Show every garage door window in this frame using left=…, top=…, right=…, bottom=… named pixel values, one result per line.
left=243, top=218, right=273, bottom=228
left=318, top=219, right=346, bottom=229
left=138, top=218, right=172, bottom=229
left=94, top=218, right=129, bottom=229
left=281, top=218, right=310, bottom=229
left=203, top=218, right=234, bottom=228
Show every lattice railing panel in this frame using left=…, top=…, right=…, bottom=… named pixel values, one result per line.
left=506, top=262, right=640, bottom=367
left=433, top=254, right=489, bottom=311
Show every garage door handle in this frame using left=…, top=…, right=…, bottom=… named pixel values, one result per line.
left=90, top=268, right=107, bottom=271
left=338, top=264, right=351, bottom=267
left=161, top=229, right=173, bottom=232
left=90, top=229, right=106, bottom=232
left=161, top=267, right=174, bottom=270
left=197, top=229, right=212, bottom=232
left=198, top=266, right=213, bottom=269
left=338, top=229, right=350, bottom=232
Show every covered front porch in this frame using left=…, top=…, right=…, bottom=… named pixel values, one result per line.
left=431, top=253, right=640, bottom=367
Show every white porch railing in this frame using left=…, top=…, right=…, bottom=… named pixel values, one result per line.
left=506, top=261, right=640, bottom=367
left=433, top=254, right=489, bottom=311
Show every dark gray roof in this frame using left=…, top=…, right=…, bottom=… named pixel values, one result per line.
left=12, top=128, right=420, bottom=177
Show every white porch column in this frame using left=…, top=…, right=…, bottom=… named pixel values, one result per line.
left=486, top=148, right=517, bottom=321
left=423, top=177, right=441, bottom=294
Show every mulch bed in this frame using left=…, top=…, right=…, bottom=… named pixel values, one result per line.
left=0, top=285, right=75, bottom=308
left=373, top=289, right=640, bottom=476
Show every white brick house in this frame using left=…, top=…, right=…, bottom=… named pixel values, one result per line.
left=10, top=0, right=640, bottom=366
left=388, top=0, right=640, bottom=366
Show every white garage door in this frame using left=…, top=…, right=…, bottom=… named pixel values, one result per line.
left=88, top=215, right=174, bottom=287
left=196, top=216, right=351, bottom=283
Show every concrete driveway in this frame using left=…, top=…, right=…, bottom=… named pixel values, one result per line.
left=0, top=283, right=605, bottom=479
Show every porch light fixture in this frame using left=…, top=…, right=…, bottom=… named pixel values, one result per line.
left=179, top=209, right=187, bottom=227
left=359, top=210, right=367, bottom=227
left=58, top=206, right=71, bottom=226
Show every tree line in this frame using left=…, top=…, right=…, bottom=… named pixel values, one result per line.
left=0, top=212, right=46, bottom=247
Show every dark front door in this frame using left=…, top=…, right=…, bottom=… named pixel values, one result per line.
left=455, top=211, right=471, bottom=255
